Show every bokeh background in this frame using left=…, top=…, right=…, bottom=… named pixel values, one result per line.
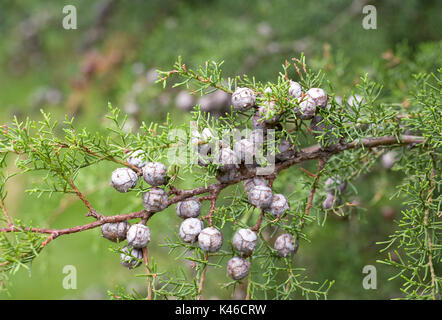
left=0, top=0, right=440, bottom=299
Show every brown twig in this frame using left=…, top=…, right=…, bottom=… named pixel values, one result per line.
left=41, top=232, right=57, bottom=248
left=203, top=189, right=221, bottom=226
left=198, top=195, right=216, bottom=202
left=68, top=179, right=94, bottom=212
left=0, top=135, right=426, bottom=256
left=160, top=66, right=232, bottom=94
left=250, top=211, right=264, bottom=232
left=304, top=157, right=327, bottom=217
left=47, top=182, right=108, bottom=226
left=0, top=197, right=13, bottom=227
left=299, top=167, right=317, bottom=178
left=168, top=185, right=181, bottom=196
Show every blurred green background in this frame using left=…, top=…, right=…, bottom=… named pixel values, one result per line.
left=0, top=0, right=440, bottom=299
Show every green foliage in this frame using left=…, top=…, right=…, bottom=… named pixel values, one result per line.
left=0, top=0, right=440, bottom=300
left=0, top=222, right=46, bottom=273
left=376, top=71, right=441, bottom=300
left=0, top=55, right=440, bottom=300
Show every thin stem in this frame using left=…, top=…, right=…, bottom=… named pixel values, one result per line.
left=304, top=157, right=327, bottom=217
left=0, top=197, right=13, bottom=227
left=67, top=179, right=95, bottom=213
left=424, top=155, right=437, bottom=300
left=245, top=256, right=253, bottom=300
left=299, top=167, right=317, bottom=178
left=251, top=211, right=264, bottom=232
left=197, top=252, right=209, bottom=300
left=57, top=142, right=143, bottom=175
left=203, top=190, right=220, bottom=226
left=142, top=247, right=153, bottom=300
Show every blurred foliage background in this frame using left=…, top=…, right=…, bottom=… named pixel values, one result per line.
left=0, top=0, right=440, bottom=299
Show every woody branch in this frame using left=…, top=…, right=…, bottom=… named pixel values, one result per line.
left=0, top=134, right=425, bottom=250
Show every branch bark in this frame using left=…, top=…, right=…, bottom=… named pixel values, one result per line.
left=0, top=135, right=426, bottom=252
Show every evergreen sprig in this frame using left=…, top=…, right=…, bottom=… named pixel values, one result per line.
left=0, top=57, right=439, bottom=300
